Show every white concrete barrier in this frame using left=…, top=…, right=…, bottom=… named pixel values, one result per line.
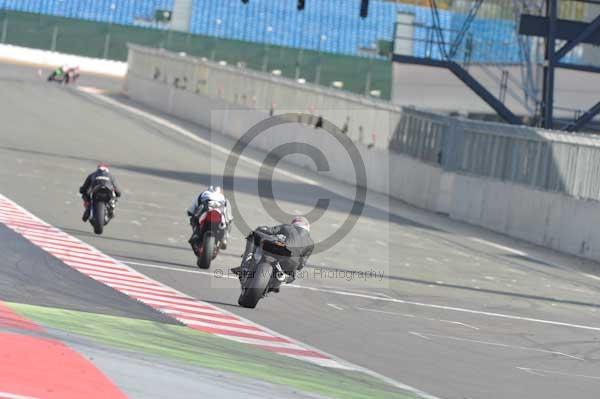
left=0, top=44, right=127, bottom=77
left=124, top=46, right=600, bottom=264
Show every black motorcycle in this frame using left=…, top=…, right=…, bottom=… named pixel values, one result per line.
left=89, top=185, right=116, bottom=235
left=237, top=236, right=292, bottom=308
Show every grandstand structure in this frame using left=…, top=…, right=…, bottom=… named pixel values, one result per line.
left=0, top=0, right=588, bottom=63
left=1, top=0, right=599, bottom=130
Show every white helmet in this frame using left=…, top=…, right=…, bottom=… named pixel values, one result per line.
left=291, top=216, right=310, bottom=231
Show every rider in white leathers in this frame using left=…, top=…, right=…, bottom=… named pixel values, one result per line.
left=187, top=186, right=233, bottom=248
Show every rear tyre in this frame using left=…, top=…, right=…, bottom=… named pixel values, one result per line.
left=197, top=231, right=215, bottom=269
left=238, top=261, right=272, bottom=308
left=93, top=202, right=105, bottom=235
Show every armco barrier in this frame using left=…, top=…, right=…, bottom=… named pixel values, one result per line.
left=124, top=44, right=600, bottom=264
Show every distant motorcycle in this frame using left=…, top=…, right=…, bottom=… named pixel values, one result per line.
left=47, top=67, right=80, bottom=85
left=191, top=200, right=227, bottom=269
left=237, top=236, right=292, bottom=308
left=89, top=185, right=117, bottom=235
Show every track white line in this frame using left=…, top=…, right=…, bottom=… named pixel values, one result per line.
left=516, top=367, right=600, bottom=380
left=123, top=259, right=600, bottom=333
left=469, top=237, right=527, bottom=256
left=581, top=272, right=600, bottom=282
left=411, top=332, right=584, bottom=361
left=409, top=332, right=431, bottom=340
left=439, top=320, right=480, bottom=331
left=358, top=307, right=479, bottom=330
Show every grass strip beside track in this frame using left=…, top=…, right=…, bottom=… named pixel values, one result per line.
left=8, top=302, right=420, bottom=399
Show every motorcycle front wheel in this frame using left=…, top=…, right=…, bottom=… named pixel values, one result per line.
left=196, top=231, right=215, bottom=269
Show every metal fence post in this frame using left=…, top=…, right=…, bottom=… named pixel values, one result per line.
left=1, top=17, right=7, bottom=44
left=364, top=57, right=373, bottom=95
left=295, top=48, right=303, bottom=79
left=50, top=25, right=58, bottom=52
left=103, top=32, right=111, bottom=59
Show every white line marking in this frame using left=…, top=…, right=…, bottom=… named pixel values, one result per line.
left=518, top=367, right=546, bottom=377
left=414, top=332, right=584, bottom=360
left=409, top=332, right=431, bottom=340
left=215, top=335, right=307, bottom=350
left=176, top=318, right=275, bottom=336
left=86, top=91, right=319, bottom=186
left=123, top=259, right=600, bottom=332
left=327, top=303, right=344, bottom=311
left=163, top=311, right=248, bottom=326
left=439, top=320, right=480, bottom=331
left=516, top=367, right=600, bottom=380
left=120, top=290, right=197, bottom=304
left=79, top=270, right=151, bottom=283
left=357, top=307, right=416, bottom=318
left=0, top=392, right=41, bottom=399
left=359, top=308, right=479, bottom=330
left=96, top=278, right=176, bottom=292
left=469, top=237, right=527, bottom=256
left=140, top=300, right=224, bottom=314
left=581, top=273, right=600, bottom=282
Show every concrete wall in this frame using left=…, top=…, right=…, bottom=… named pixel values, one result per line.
left=126, top=45, right=402, bottom=149
left=124, top=45, right=600, bottom=264
left=124, top=71, right=443, bottom=208
left=447, top=174, right=600, bottom=260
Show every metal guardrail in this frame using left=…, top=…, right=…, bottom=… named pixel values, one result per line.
left=391, top=107, right=600, bottom=200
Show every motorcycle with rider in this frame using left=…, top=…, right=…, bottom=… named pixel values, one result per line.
left=187, top=186, right=233, bottom=269
left=79, top=163, right=121, bottom=235
left=48, top=64, right=80, bottom=85
left=232, top=216, right=313, bottom=308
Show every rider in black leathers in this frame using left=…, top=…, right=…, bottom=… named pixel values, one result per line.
left=232, top=216, right=313, bottom=289
left=79, top=163, right=121, bottom=222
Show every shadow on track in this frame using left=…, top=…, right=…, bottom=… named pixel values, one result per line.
left=0, top=144, right=441, bottom=232
left=60, top=226, right=190, bottom=252
left=111, top=254, right=600, bottom=310
left=115, top=164, right=440, bottom=232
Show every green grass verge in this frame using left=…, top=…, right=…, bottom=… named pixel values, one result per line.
left=8, top=302, right=421, bottom=399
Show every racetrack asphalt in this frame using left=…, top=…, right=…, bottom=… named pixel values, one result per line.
left=1, top=61, right=600, bottom=399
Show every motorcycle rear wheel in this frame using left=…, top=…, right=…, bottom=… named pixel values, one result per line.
left=93, top=202, right=105, bottom=235
left=238, top=261, right=272, bottom=308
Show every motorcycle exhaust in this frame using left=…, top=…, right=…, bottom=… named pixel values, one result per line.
left=274, top=262, right=287, bottom=282
left=219, top=221, right=227, bottom=229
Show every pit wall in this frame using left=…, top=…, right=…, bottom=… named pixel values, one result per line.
left=124, top=45, right=600, bottom=263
